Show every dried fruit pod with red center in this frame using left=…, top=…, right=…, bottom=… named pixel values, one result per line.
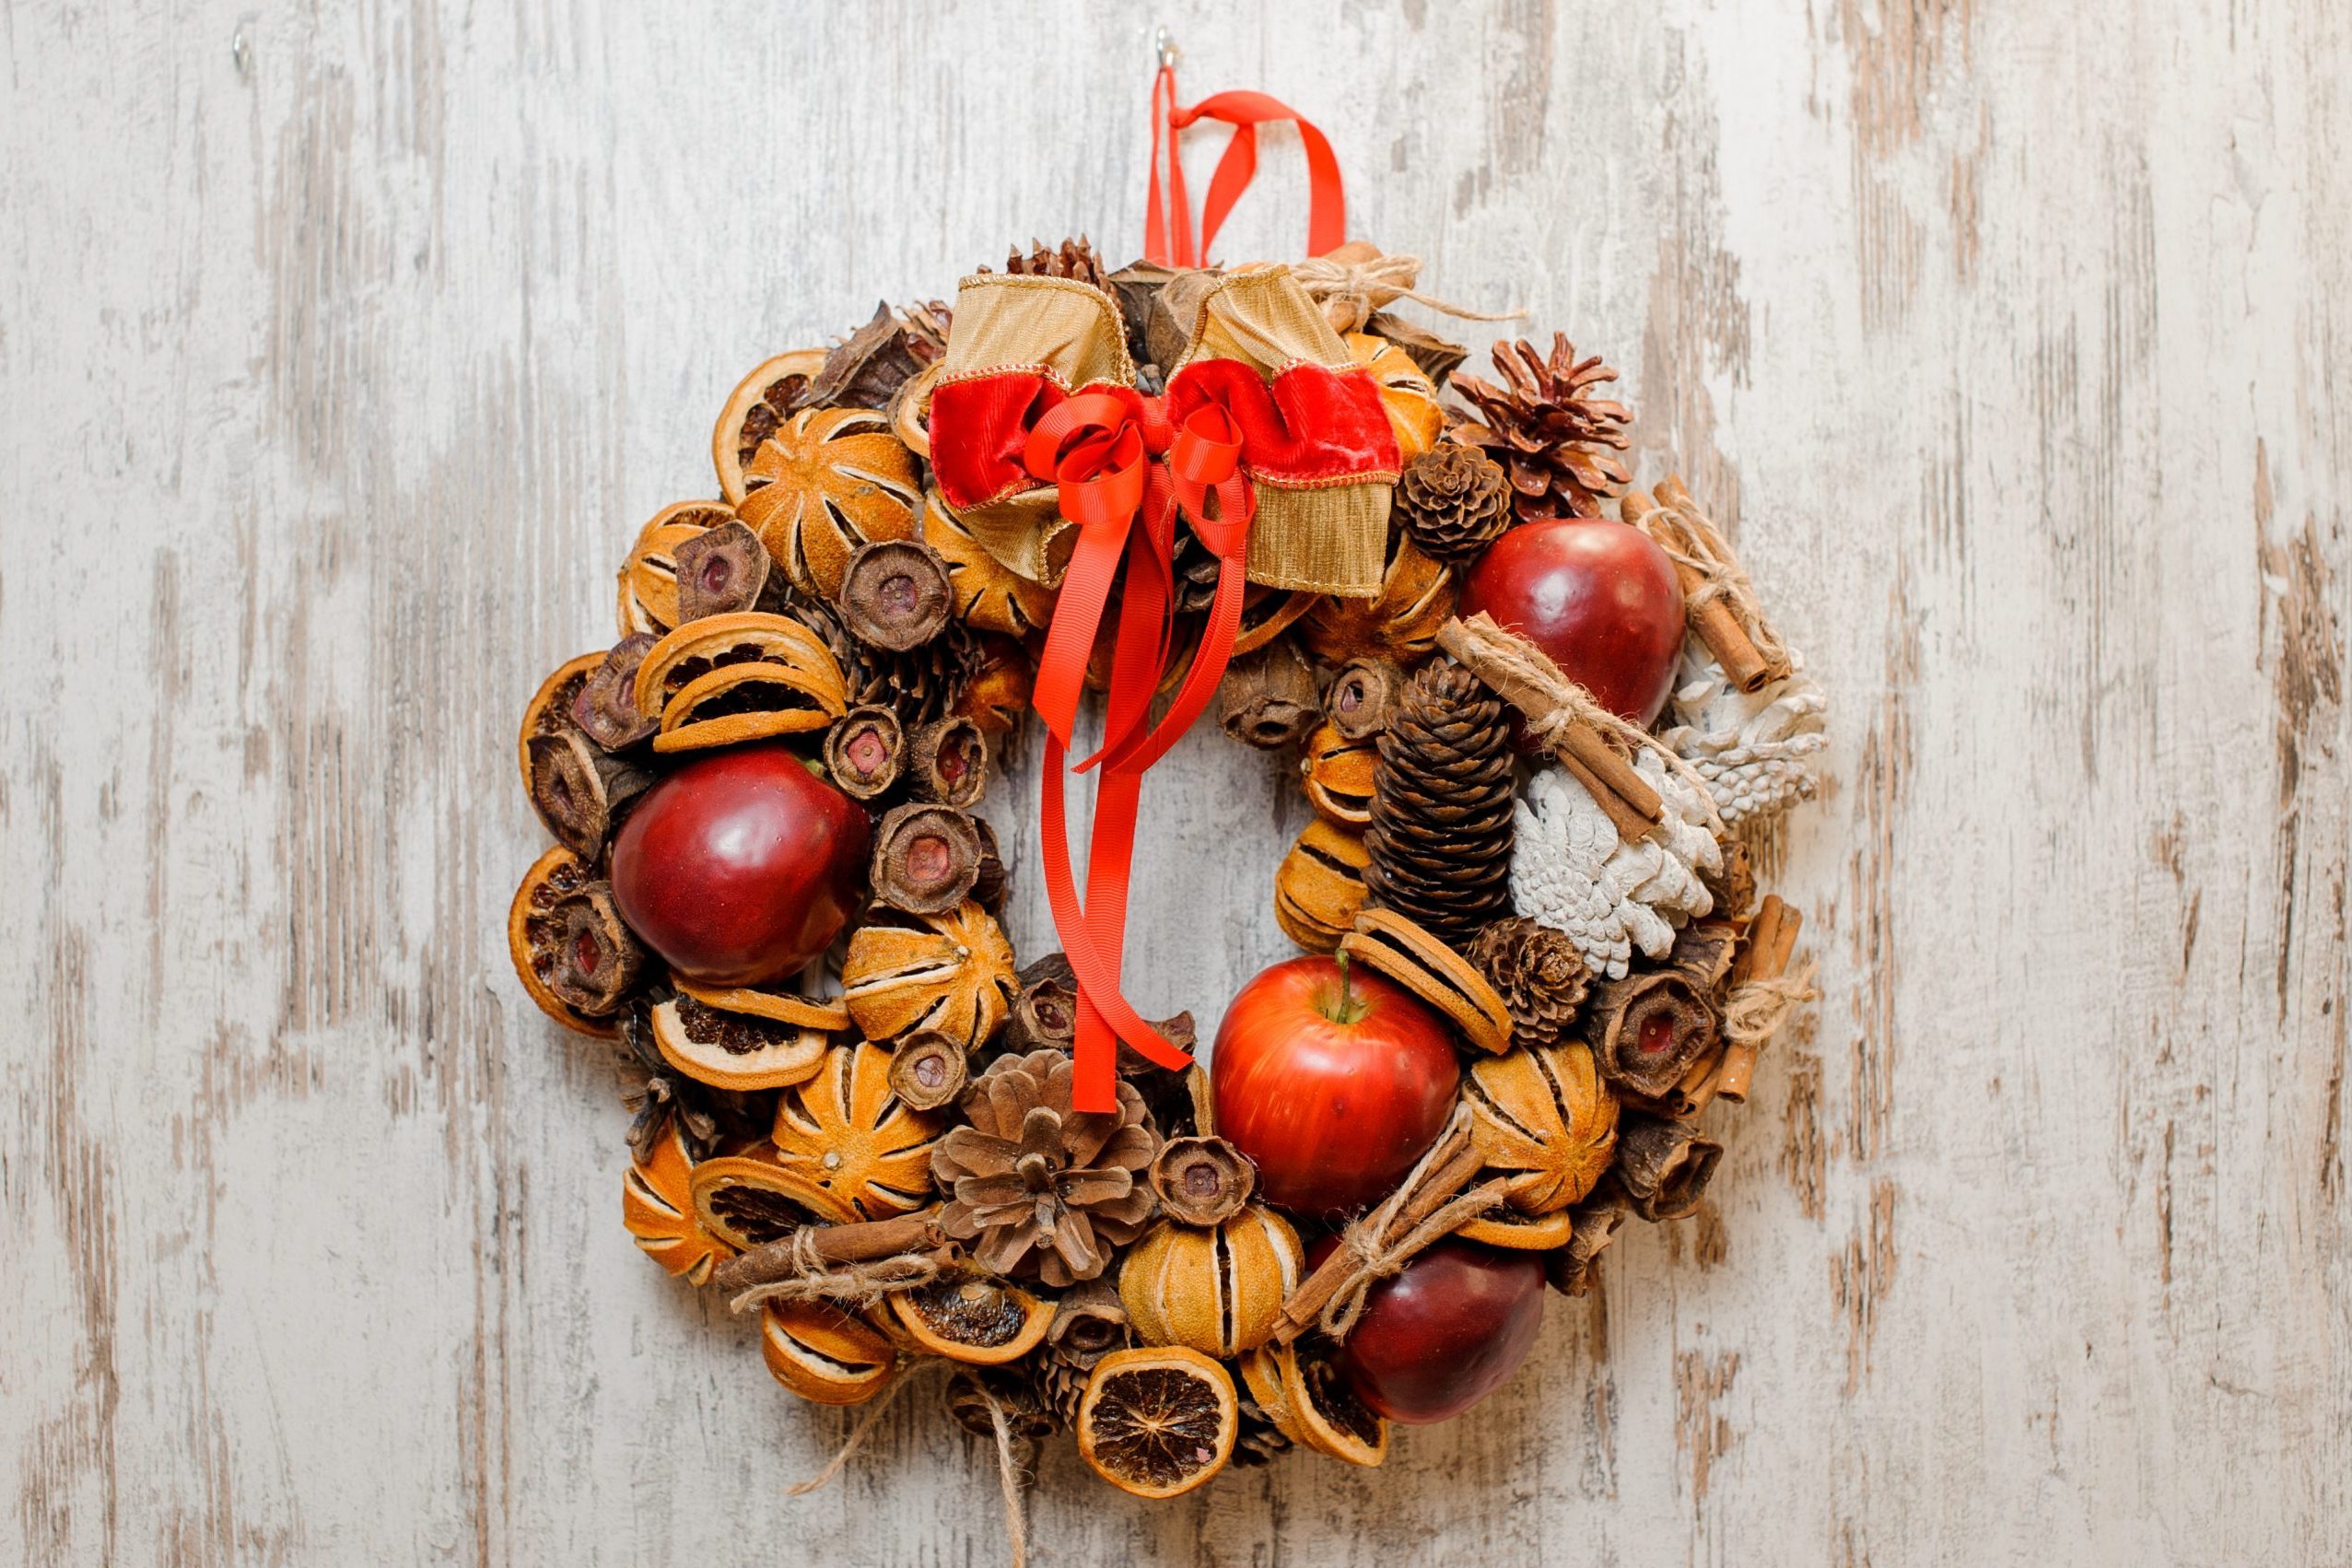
left=823, top=705, right=905, bottom=801
left=869, top=803, right=984, bottom=915
left=837, top=537, right=953, bottom=651
left=907, top=715, right=988, bottom=807
left=672, top=518, right=771, bottom=623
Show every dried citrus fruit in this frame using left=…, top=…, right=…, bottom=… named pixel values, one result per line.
left=712, top=349, right=827, bottom=505
left=761, top=1298, right=899, bottom=1406
left=649, top=989, right=830, bottom=1092
left=1275, top=1340, right=1388, bottom=1467
left=617, top=501, right=734, bottom=637
left=1463, top=1039, right=1619, bottom=1213
left=1235, top=1345, right=1305, bottom=1444
left=688, top=1150, right=855, bottom=1251
left=1300, top=722, right=1378, bottom=826
left=1118, top=1207, right=1305, bottom=1357
left=518, top=652, right=603, bottom=794
left=732, top=405, right=922, bottom=601
left=507, top=846, right=619, bottom=1039
left=620, top=1120, right=736, bottom=1284
left=769, top=1040, right=944, bottom=1219
left=1454, top=1202, right=1575, bottom=1251
left=1075, top=1346, right=1238, bottom=1498
left=1272, top=818, right=1371, bottom=954
left=840, top=902, right=1018, bottom=1051
left=919, top=491, right=1056, bottom=638
left=1344, top=331, right=1445, bottom=462
left=888, top=1276, right=1054, bottom=1364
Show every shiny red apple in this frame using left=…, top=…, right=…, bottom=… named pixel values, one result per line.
left=610, top=743, right=868, bottom=987
left=1332, top=1236, right=1546, bottom=1424
left=1211, top=955, right=1460, bottom=1217
left=1459, top=518, right=1685, bottom=727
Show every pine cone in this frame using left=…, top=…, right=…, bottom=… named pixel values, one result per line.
left=1231, top=1396, right=1295, bottom=1468
left=1453, top=333, right=1632, bottom=522
left=996, top=236, right=1114, bottom=296
left=1363, top=658, right=1515, bottom=946
left=946, top=1365, right=1061, bottom=1441
left=774, top=588, right=974, bottom=725
left=1394, top=444, right=1512, bottom=563
left=932, top=1049, right=1161, bottom=1286
left=1165, top=524, right=1223, bottom=614
left=1466, top=917, right=1592, bottom=1048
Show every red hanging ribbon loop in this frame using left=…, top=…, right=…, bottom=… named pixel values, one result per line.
left=1146, top=65, right=1345, bottom=266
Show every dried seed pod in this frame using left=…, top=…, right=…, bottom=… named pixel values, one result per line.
left=544, top=882, right=646, bottom=1016
left=1300, top=722, right=1378, bottom=826
left=1338, top=907, right=1512, bottom=1055
left=968, top=815, right=1008, bottom=914
left=1587, top=970, right=1722, bottom=1103
left=1119, top=1208, right=1303, bottom=1358
left=1323, top=657, right=1402, bottom=741
left=507, top=848, right=618, bottom=1038
left=526, top=730, right=652, bottom=858
left=1547, top=1176, right=1631, bottom=1296
left=887, top=1030, right=968, bottom=1111
left=793, top=300, right=934, bottom=414
left=953, top=635, right=1035, bottom=736
left=1004, top=951, right=1079, bottom=1051
left=572, top=634, right=661, bottom=752
left=1462, top=1039, right=1620, bottom=1213
left=1048, top=1280, right=1134, bottom=1370
left=837, top=537, right=952, bottom=650
left=518, top=651, right=603, bottom=791
left=1612, top=1114, right=1723, bottom=1222
left=1272, top=819, right=1372, bottom=954
left=1670, top=919, right=1741, bottom=998
left=870, top=802, right=984, bottom=915
left=823, top=705, right=905, bottom=800
left=672, top=519, right=771, bottom=623
left=616, top=502, right=733, bottom=636
left=1148, top=1136, right=1256, bottom=1227
left=907, top=715, right=988, bottom=807
left=840, top=901, right=1019, bottom=1051
left=1217, top=639, right=1321, bottom=750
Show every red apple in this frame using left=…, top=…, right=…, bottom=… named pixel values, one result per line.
left=1332, top=1236, right=1546, bottom=1424
left=1211, top=955, right=1460, bottom=1217
left=610, top=743, right=868, bottom=987
left=1459, top=518, right=1685, bottom=727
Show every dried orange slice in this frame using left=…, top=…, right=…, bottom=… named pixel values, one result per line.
left=919, top=491, right=1057, bottom=638
left=620, top=1119, right=736, bottom=1284
left=1300, top=722, right=1378, bottom=826
left=1298, top=535, right=1456, bottom=667
left=1076, top=1347, right=1238, bottom=1499
left=1340, top=907, right=1514, bottom=1055
left=1274, top=1340, right=1388, bottom=1468
left=713, top=349, right=828, bottom=505
left=1454, top=1202, right=1575, bottom=1251
left=652, top=657, right=848, bottom=754
left=1232, top=587, right=1316, bottom=657
left=616, top=501, right=734, bottom=637
left=1273, top=819, right=1371, bottom=954
left=769, top=1041, right=944, bottom=1220
left=507, top=846, right=618, bottom=1039
left=889, top=1276, right=1053, bottom=1364
left=689, top=1151, right=856, bottom=1251
left=761, top=1298, right=899, bottom=1406
left=649, top=991, right=829, bottom=1092
left=517, top=652, right=603, bottom=794
left=1235, top=1345, right=1306, bottom=1445
left=630, top=611, right=840, bottom=719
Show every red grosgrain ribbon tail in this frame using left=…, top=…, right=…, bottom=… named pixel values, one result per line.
left=1144, top=63, right=1345, bottom=265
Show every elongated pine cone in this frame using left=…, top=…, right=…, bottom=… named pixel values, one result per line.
left=1453, top=333, right=1632, bottom=522
left=1466, top=917, right=1591, bottom=1047
left=1393, top=443, right=1513, bottom=563
left=931, top=1049, right=1160, bottom=1287
left=1363, top=657, right=1515, bottom=946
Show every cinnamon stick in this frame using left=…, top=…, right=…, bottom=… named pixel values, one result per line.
left=1270, top=1126, right=1487, bottom=1343
left=710, top=1212, right=945, bottom=1293
left=1714, top=896, right=1803, bottom=1103
left=1625, top=482, right=1773, bottom=694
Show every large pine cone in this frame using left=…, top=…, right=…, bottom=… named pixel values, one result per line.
left=1363, top=658, right=1515, bottom=946
left=1467, top=916, right=1593, bottom=1049
left=1394, top=444, right=1513, bottom=563
left=1453, top=333, right=1632, bottom=522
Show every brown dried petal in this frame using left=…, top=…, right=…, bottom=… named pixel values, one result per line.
left=792, top=301, right=934, bottom=414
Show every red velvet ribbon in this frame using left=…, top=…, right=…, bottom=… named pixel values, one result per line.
left=1023, top=390, right=1257, bottom=1110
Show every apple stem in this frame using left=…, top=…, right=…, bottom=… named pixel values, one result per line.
left=1331, top=949, right=1368, bottom=1024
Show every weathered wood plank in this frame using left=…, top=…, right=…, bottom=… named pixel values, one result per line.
left=1, top=0, right=2346, bottom=1562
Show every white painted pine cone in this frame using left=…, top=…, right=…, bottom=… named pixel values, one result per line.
left=1510, top=753, right=1723, bottom=980
left=1661, top=646, right=1829, bottom=827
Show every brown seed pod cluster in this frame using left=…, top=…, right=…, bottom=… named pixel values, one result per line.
left=506, top=253, right=1825, bottom=1510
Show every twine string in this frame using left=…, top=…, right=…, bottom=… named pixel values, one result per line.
left=1288, top=251, right=1522, bottom=333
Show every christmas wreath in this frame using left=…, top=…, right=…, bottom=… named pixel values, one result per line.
left=508, top=60, right=1824, bottom=1536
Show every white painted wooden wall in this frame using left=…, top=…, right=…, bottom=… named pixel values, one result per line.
left=5, top=1, right=2346, bottom=1562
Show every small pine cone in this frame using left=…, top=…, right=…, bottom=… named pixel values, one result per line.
left=1394, top=444, right=1513, bottom=563
left=1031, top=1353, right=1088, bottom=1431
left=1467, top=917, right=1592, bottom=1047
left=996, top=236, right=1113, bottom=296
left=1231, top=1396, right=1295, bottom=1468
left=1363, top=658, right=1515, bottom=947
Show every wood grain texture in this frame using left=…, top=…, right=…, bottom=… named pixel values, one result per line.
left=3, top=0, right=2346, bottom=1562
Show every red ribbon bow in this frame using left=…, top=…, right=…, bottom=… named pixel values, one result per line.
left=1023, top=390, right=1258, bottom=1110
